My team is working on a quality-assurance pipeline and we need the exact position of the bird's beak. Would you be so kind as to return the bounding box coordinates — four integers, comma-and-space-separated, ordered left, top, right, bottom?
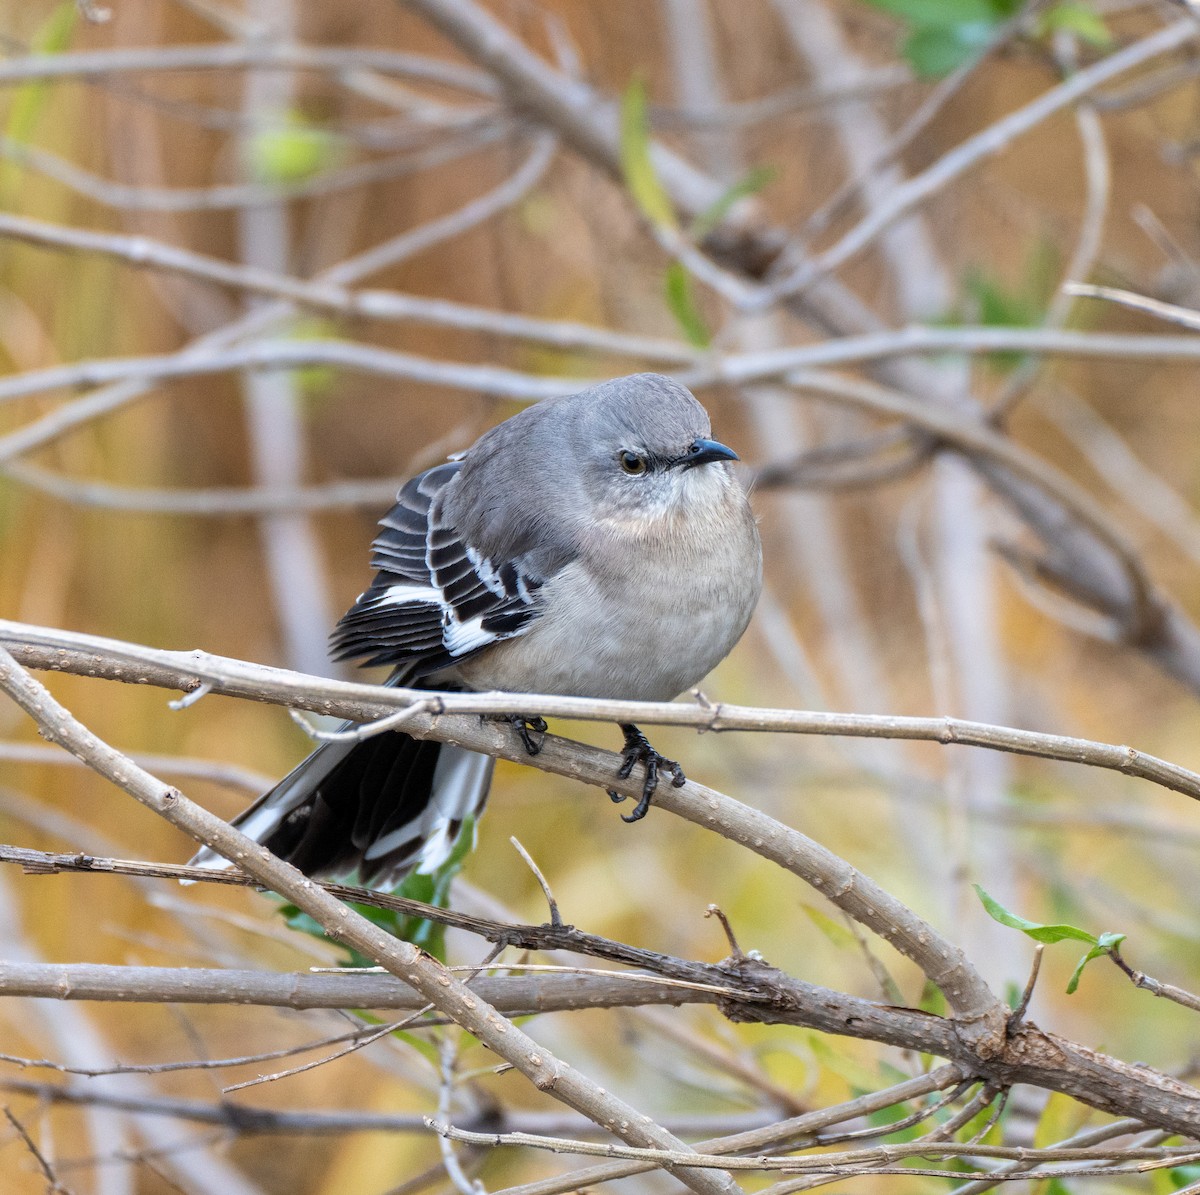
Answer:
680, 437, 739, 469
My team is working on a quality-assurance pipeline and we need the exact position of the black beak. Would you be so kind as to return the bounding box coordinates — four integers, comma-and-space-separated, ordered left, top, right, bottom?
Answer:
679, 437, 739, 469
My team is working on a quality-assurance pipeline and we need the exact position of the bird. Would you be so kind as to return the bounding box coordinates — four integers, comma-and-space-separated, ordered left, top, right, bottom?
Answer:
191, 373, 762, 888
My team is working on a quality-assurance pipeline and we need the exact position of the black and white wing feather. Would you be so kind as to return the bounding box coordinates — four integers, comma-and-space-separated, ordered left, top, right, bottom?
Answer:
189, 461, 540, 886
330, 462, 542, 676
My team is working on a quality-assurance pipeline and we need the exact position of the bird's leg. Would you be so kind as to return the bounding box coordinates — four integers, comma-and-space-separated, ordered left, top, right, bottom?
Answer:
607, 723, 686, 823
508, 714, 548, 756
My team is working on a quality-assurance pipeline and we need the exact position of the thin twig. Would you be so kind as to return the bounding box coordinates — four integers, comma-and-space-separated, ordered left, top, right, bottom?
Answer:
0, 742, 270, 792
0, 647, 741, 1195
1064, 281, 1200, 330
221, 1015, 428, 1094
2, 1106, 74, 1194
0, 43, 497, 94
508, 838, 561, 928
0, 1021, 426, 1079
760, 19, 1200, 304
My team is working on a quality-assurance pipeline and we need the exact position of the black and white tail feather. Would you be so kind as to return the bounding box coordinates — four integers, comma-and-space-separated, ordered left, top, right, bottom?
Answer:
190, 460, 543, 888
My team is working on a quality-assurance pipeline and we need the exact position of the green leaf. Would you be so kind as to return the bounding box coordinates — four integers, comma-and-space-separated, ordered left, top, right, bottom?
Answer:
956, 245, 1057, 370
278, 904, 328, 939
245, 111, 343, 186
1033, 1090, 1086, 1149
283, 317, 339, 402
1066, 942, 1109, 994
691, 165, 777, 241
619, 76, 676, 229
904, 23, 995, 77
278, 815, 477, 965
803, 1031, 882, 1092
391, 1028, 442, 1068
861, 0, 1013, 77
664, 262, 710, 347
917, 979, 946, 1017
1163, 1166, 1200, 1195
6, 3, 77, 143
1037, 2, 1112, 48
1, 4, 77, 202
975, 886, 1128, 995
801, 902, 858, 950
973, 884, 1098, 945
863, 0, 999, 23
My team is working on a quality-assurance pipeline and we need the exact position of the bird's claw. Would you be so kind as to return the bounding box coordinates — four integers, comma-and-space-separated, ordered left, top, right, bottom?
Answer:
607, 723, 685, 823
509, 714, 548, 756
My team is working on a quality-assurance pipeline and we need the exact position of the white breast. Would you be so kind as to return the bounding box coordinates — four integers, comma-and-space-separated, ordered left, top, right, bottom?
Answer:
454, 469, 762, 701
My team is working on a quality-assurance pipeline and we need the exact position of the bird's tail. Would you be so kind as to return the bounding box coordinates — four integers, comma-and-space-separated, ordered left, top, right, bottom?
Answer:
188, 711, 493, 889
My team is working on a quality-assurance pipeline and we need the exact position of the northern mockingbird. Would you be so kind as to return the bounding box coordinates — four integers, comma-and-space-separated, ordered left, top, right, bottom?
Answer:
192, 373, 761, 886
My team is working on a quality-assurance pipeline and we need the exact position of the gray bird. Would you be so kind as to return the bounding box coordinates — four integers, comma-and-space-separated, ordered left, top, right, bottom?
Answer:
191, 374, 762, 886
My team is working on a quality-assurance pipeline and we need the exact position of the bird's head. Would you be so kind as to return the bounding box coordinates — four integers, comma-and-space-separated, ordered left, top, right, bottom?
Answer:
574, 374, 741, 522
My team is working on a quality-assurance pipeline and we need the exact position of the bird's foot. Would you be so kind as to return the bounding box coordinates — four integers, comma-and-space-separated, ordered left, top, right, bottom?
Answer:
509, 714, 548, 756
607, 723, 686, 823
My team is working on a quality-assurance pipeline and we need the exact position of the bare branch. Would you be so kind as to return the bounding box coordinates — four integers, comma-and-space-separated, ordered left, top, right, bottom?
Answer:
8, 632, 1200, 1132
489, 1068, 964, 1195
0, 1071, 947, 1150
0, 742, 270, 792
0, 645, 742, 1195
761, 20, 1200, 303
426, 1120, 1197, 1173
0, 343, 584, 462
1065, 281, 1200, 331
0, 122, 510, 212
0, 211, 694, 361
0, 132, 558, 468
5, 622, 1199, 807
0, 43, 497, 95
0, 464, 408, 516
2, 1106, 74, 1195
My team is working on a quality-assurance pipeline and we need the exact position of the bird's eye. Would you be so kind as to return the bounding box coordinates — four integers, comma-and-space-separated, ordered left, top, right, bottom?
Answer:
619, 450, 648, 475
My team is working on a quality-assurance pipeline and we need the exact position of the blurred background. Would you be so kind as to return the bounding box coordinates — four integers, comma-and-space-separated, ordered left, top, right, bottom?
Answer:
3, 0, 1200, 1190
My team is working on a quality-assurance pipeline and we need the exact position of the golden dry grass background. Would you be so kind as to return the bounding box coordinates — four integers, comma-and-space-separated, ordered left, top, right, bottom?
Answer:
3, 1, 1200, 1191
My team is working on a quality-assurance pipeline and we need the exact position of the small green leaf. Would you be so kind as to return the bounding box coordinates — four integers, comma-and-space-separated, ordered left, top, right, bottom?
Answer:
278, 903, 327, 939
391, 1028, 441, 1068
6, 3, 77, 143
1033, 1090, 1086, 1149
1066, 942, 1109, 994
861, 0, 1013, 77
863, 0, 999, 23
975, 886, 1127, 995
803, 1031, 882, 1092
664, 263, 710, 347
954, 245, 1057, 370
283, 317, 339, 402
1164, 1166, 1200, 1195
1, 4, 77, 202
973, 884, 1098, 945
1037, 2, 1112, 47
904, 23, 994, 77
277, 816, 477, 965
619, 76, 677, 229
801, 902, 858, 949
691, 165, 777, 241
245, 111, 343, 186
917, 979, 946, 1017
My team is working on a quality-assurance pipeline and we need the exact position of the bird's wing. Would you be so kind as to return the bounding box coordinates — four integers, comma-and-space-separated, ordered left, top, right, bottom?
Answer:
329, 461, 543, 674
